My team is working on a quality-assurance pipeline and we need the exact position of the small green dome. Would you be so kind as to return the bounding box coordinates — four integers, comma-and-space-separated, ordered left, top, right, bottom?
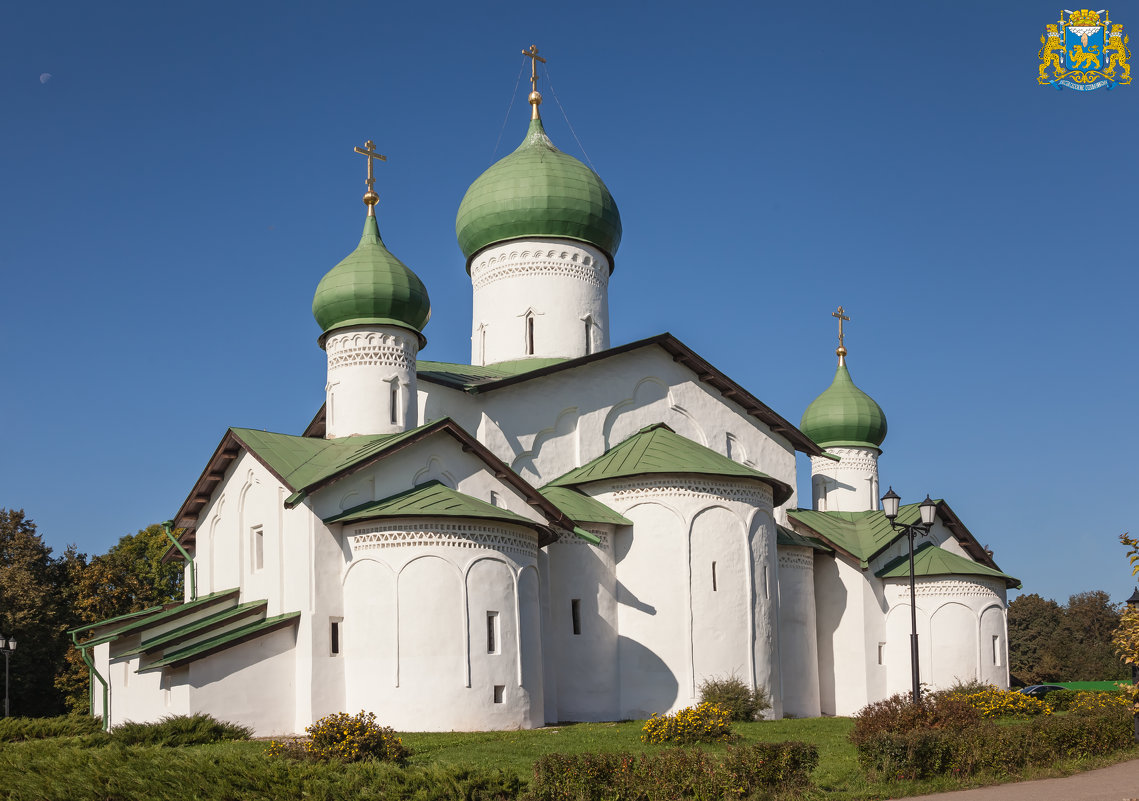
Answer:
800, 362, 888, 449
455, 118, 622, 270
312, 215, 431, 345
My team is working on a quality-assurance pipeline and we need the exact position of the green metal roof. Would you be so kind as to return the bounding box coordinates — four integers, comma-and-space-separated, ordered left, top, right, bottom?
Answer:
455, 117, 622, 268
117, 601, 269, 658
68, 604, 166, 636
776, 524, 833, 552
81, 590, 241, 646
547, 423, 793, 506
787, 504, 930, 563
800, 361, 888, 449
539, 486, 633, 526
875, 541, 1020, 588
324, 480, 539, 527
139, 612, 301, 672
231, 423, 433, 497
312, 214, 431, 343
417, 357, 567, 389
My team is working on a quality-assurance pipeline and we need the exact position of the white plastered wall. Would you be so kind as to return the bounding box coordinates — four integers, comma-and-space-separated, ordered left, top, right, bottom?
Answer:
469, 239, 610, 365
777, 545, 821, 717
323, 325, 419, 438
586, 475, 780, 720
810, 447, 880, 513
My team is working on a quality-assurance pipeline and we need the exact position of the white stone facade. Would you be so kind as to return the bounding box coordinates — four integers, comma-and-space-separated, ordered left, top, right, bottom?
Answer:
323, 325, 419, 437
810, 446, 880, 513
469, 238, 610, 365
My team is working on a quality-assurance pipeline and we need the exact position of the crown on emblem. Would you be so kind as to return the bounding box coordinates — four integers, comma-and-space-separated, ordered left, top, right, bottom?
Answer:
1068, 9, 1101, 27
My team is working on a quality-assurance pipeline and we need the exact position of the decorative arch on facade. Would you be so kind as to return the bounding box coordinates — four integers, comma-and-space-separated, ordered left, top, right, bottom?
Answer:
602, 377, 708, 450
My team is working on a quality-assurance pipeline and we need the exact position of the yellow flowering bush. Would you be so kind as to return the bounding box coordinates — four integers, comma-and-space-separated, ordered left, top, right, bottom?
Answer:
267, 710, 409, 763
640, 702, 734, 745
947, 687, 1050, 718
1070, 689, 1132, 715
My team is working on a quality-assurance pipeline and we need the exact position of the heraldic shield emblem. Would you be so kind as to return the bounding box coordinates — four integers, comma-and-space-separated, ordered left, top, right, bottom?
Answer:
1039, 9, 1131, 90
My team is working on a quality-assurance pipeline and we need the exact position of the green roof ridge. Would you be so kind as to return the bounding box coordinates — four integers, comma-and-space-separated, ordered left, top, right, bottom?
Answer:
548, 423, 793, 506
455, 117, 622, 268
324, 480, 539, 527
875, 541, 1020, 588
800, 361, 888, 450
539, 486, 633, 526
787, 504, 928, 561
139, 612, 301, 672
312, 214, 431, 344
81, 589, 241, 646
117, 600, 269, 657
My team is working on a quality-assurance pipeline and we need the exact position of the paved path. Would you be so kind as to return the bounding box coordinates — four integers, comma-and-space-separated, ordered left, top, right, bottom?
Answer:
903, 757, 1139, 800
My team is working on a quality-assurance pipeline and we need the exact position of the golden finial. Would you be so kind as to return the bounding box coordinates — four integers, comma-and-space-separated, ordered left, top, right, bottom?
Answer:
353, 140, 387, 216
522, 44, 546, 120
832, 305, 850, 365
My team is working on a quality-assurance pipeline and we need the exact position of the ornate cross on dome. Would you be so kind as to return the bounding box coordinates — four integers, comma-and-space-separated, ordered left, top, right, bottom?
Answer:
832, 305, 850, 363
353, 140, 387, 215
522, 45, 546, 119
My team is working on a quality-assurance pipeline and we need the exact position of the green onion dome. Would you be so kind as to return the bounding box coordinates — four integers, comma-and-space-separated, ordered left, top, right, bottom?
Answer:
800, 361, 888, 450
312, 215, 431, 346
455, 118, 622, 272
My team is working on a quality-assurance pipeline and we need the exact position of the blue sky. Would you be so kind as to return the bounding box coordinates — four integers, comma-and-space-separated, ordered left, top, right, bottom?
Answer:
2, 1, 1136, 606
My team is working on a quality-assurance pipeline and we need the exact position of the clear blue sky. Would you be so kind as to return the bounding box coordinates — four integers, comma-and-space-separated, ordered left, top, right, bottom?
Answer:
2, 1, 1136, 606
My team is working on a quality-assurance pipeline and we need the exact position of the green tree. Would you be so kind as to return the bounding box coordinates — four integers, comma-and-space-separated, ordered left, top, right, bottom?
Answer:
1057, 590, 1127, 680
0, 509, 71, 716
56, 524, 184, 713
1008, 593, 1065, 683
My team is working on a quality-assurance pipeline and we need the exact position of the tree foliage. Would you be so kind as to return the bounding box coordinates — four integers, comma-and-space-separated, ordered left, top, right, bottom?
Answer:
1009, 590, 1127, 683
1112, 533, 1139, 672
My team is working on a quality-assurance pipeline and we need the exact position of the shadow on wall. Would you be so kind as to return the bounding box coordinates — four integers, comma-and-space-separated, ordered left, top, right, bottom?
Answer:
813, 556, 846, 717
616, 579, 656, 615
618, 634, 678, 719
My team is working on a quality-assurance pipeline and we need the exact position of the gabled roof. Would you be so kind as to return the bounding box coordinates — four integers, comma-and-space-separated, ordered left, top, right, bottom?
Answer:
325, 480, 537, 527
876, 541, 1021, 589
788, 500, 1006, 573
138, 612, 301, 672
117, 601, 269, 658
74, 590, 241, 645
539, 486, 633, 527
547, 423, 794, 506
776, 524, 832, 552
302, 333, 824, 457
169, 418, 585, 558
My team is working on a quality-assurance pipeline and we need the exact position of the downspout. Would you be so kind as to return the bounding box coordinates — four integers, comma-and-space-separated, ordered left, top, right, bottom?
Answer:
162, 520, 197, 601
71, 632, 109, 731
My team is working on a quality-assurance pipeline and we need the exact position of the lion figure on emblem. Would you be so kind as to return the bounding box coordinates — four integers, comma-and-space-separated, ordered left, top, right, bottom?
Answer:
1038, 24, 1065, 82
1068, 43, 1101, 69
1104, 24, 1132, 82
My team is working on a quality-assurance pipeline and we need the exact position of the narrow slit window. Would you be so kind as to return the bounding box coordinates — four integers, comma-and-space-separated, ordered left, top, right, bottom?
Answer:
486, 611, 499, 654
711, 561, 718, 591
479, 327, 486, 365
992, 635, 1001, 666
878, 642, 886, 665
493, 684, 505, 704
330, 620, 341, 655
583, 317, 592, 355
571, 599, 581, 635
526, 315, 535, 355
251, 525, 264, 572
389, 383, 399, 425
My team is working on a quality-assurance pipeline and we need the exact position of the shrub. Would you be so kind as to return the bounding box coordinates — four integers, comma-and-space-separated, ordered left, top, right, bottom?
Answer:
850, 692, 979, 747
947, 686, 1050, 718
1069, 689, 1131, 715
1043, 689, 1080, 711
641, 702, 734, 745
527, 741, 818, 801
270, 710, 410, 764
856, 706, 1133, 780
111, 713, 252, 746
698, 675, 772, 721
0, 715, 106, 742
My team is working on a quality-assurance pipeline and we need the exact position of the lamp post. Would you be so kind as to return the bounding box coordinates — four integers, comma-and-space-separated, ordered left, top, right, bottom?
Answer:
881, 488, 938, 704
0, 635, 16, 718
1126, 588, 1139, 742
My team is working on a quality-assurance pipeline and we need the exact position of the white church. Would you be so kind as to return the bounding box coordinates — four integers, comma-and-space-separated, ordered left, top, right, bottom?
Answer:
74, 56, 1018, 734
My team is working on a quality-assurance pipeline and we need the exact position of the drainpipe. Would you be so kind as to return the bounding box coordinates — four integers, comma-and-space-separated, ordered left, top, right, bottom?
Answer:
71, 631, 109, 731
162, 520, 197, 601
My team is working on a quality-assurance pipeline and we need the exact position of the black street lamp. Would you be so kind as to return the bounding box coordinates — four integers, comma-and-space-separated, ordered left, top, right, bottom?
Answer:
1126, 588, 1139, 742
0, 635, 16, 718
881, 487, 938, 704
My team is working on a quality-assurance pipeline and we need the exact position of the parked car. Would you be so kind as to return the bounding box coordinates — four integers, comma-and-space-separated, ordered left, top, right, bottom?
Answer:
1017, 684, 1066, 699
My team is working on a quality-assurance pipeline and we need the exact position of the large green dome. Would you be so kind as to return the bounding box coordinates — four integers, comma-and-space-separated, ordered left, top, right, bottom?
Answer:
455, 118, 622, 271
312, 215, 431, 346
800, 362, 888, 450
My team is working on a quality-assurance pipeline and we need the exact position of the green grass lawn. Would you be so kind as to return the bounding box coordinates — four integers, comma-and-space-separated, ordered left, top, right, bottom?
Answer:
0, 716, 1136, 801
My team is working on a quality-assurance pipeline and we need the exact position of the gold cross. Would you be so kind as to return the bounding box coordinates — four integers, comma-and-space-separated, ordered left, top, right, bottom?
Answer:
522, 45, 546, 119
353, 140, 387, 212
833, 305, 851, 348
522, 45, 546, 93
